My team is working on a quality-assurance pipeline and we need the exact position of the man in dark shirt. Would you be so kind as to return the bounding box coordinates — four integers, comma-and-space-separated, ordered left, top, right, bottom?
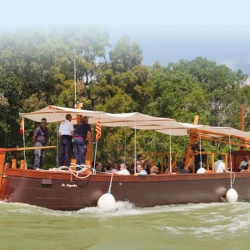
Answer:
33, 118, 49, 170
74, 116, 91, 165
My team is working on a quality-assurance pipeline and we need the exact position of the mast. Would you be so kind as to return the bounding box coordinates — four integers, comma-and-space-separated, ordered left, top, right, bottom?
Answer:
241, 102, 245, 131
74, 59, 77, 108
241, 102, 246, 149
184, 115, 199, 171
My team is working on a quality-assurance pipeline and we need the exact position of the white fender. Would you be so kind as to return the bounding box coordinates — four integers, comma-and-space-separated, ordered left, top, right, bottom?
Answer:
97, 193, 116, 211
226, 188, 238, 203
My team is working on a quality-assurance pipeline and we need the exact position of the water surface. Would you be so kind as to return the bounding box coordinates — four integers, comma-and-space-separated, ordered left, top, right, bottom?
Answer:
0, 201, 249, 250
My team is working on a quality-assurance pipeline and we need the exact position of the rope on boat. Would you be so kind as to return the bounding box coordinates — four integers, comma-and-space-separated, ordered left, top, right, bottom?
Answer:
228, 133, 236, 188
49, 164, 93, 179
108, 173, 114, 194
225, 130, 238, 203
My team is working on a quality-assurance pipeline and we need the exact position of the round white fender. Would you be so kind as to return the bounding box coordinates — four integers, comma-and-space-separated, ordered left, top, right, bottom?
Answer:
226, 188, 238, 203
197, 167, 206, 174
97, 193, 116, 211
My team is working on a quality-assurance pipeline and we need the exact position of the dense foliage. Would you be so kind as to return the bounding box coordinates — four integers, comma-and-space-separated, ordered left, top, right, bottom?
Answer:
0, 26, 249, 167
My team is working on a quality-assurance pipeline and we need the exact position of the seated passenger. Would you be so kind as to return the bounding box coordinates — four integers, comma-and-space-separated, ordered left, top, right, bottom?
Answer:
150, 166, 159, 174
95, 162, 105, 172
111, 163, 119, 173
117, 163, 130, 175
239, 156, 250, 171
179, 161, 191, 173
144, 158, 153, 174
137, 154, 145, 165
104, 163, 112, 173
134, 164, 147, 176
172, 166, 179, 174
214, 155, 226, 173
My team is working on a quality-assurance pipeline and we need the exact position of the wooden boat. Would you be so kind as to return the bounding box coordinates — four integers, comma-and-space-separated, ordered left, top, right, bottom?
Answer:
1, 105, 250, 211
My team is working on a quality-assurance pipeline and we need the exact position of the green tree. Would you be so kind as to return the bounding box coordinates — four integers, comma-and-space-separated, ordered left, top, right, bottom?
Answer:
109, 36, 143, 73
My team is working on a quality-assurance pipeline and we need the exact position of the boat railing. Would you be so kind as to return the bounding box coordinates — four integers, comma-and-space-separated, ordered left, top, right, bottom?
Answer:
0, 146, 56, 170
183, 152, 229, 173
141, 152, 177, 174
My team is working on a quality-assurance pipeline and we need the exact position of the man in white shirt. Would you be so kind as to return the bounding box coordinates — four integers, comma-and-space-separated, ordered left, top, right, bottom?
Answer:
58, 114, 74, 167
214, 155, 226, 173
239, 156, 250, 171
117, 163, 130, 175
134, 164, 147, 176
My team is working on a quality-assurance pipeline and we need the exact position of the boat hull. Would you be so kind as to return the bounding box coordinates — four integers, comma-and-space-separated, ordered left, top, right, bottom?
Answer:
2, 168, 250, 211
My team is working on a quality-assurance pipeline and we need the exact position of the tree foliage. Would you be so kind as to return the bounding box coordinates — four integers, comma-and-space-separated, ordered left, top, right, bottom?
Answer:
0, 26, 249, 166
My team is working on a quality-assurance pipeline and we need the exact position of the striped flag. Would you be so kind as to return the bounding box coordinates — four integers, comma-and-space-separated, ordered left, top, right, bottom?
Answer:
95, 118, 101, 141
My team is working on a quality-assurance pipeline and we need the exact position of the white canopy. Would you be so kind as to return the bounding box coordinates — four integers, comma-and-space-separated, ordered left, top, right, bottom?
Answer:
21, 105, 199, 136
21, 105, 250, 141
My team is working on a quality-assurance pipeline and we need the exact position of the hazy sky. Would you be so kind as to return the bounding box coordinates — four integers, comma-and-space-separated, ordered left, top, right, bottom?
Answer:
1, 0, 250, 75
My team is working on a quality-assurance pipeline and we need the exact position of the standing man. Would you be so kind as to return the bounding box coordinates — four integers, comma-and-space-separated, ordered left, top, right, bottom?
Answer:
58, 114, 74, 167
33, 118, 49, 170
74, 116, 91, 166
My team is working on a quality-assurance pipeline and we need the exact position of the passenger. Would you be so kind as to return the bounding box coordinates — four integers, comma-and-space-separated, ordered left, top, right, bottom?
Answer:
117, 163, 130, 175
73, 116, 91, 165
179, 161, 191, 173
214, 155, 226, 173
58, 114, 74, 167
172, 166, 179, 174
150, 166, 159, 174
239, 156, 250, 171
95, 162, 105, 172
165, 165, 178, 174
134, 164, 147, 176
136, 154, 145, 165
104, 163, 112, 173
126, 163, 133, 174
111, 163, 119, 173
32, 118, 49, 170
144, 158, 153, 174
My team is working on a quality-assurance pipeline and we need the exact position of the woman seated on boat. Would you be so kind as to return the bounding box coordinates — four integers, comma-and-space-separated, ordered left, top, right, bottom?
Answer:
137, 154, 145, 165
150, 166, 159, 174
144, 158, 153, 174
134, 164, 147, 176
116, 163, 130, 175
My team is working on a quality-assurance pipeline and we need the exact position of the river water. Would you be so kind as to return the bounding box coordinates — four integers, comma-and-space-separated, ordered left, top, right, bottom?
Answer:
0, 200, 249, 250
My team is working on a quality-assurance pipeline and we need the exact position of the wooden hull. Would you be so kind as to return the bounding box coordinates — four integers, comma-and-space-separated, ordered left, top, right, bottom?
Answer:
2, 168, 250, 211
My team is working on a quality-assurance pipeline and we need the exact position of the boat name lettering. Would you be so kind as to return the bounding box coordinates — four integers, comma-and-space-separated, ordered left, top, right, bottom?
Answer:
61, 183, 77, 188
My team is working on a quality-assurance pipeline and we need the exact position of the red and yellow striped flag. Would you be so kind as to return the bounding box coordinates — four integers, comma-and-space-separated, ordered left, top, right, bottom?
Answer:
95, 118, 101, 141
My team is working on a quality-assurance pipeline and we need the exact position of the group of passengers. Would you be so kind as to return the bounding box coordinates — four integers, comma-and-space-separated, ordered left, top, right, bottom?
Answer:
95, 150, 250, 175
94, 154, 160, 176
190, 142, 250, 173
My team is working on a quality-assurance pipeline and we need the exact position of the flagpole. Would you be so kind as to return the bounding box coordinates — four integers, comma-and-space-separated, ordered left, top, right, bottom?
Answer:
22, 116, 26, 168
93, 141, 98, 169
